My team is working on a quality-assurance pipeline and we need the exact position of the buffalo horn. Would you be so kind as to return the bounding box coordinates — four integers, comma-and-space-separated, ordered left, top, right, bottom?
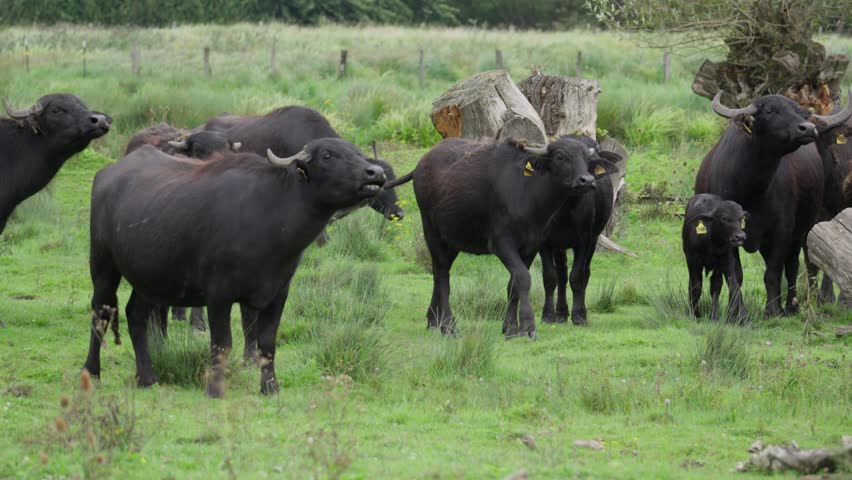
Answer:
267, 148, 310, 167
3, 97, 43, 119
711, 91, 757, 119
813, 89, 852, 128
523, 145, 549, 156
167, 140, 189, 150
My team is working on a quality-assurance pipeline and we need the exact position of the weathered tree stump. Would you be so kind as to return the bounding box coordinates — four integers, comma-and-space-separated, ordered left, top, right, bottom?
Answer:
431, 70, 546, 144
599, 136, 629, 238
806, 209, 852, 299
518, 73, 601, 140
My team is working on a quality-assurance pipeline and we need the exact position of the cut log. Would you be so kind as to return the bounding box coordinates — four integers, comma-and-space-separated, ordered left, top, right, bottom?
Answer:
518, 73, 601, 140
806, 209, 852, 299
431, 70, 546, 144
599, 136, 629, 238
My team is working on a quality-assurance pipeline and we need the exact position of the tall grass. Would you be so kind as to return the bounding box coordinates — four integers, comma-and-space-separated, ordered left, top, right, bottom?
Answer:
148, 325, 209, 388
428, 321, 496, 378
693, 324, 751, 379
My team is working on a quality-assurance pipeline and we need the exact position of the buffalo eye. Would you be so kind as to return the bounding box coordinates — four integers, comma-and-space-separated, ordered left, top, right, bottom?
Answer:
53, 107, 64, 114
323, 152, 331, 160
553, 152, 565, 161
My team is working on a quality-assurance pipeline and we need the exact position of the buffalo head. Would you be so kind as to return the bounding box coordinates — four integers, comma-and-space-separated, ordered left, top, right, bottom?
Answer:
522, 137, 619, 194
4, 94, 111, 147
712, 90, 852, 153
692, 199, 748, 247
267, 138, 386, 209
168, 131, 241, 159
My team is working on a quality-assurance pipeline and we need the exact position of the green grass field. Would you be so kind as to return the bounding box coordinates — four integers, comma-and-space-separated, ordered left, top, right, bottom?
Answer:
0, 24, 851, 479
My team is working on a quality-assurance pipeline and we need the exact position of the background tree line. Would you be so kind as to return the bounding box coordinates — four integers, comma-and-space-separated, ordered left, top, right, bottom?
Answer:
0, 0, 596, 28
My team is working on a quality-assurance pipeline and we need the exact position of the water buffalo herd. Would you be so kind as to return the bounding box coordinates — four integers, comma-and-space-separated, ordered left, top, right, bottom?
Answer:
2, 88, 851, 397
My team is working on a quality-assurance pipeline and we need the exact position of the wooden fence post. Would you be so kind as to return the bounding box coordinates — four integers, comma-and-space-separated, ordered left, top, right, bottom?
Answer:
24, 37, 30, 74
575, 51, 582, 78
131, 44, 140, 76
496, 49, 504, 70
82, 40, 87, 77
338, 49, 348, 79
418, 48, 425, 88
663, 51, 672, 83
203, 46, 212, 77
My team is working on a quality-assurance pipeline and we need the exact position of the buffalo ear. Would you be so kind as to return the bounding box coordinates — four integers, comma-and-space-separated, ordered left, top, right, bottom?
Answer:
589, 159, 618, 178
689, 214, 714, 236
599, 150, 622, 163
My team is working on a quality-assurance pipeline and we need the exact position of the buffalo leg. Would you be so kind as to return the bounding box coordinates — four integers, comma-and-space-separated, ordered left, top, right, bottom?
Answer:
540, 248, 558, 324
495, 240, 536, 339
569, 239, 595, 326
172, 307, 187, 321
761, 243, 786, 317
84, 253, 122, 379
240, 303, 259, 365
783, 246, 802, 316
686, 257, 704, 318
724, 255, 747, 323
708, 269, 723, 321
422, 216, 458, 334
257, 287, 290, 395
126, 290, 158, 387
189, 307, 207, 331
205, 302, 233, 398
553, 248, 569, 323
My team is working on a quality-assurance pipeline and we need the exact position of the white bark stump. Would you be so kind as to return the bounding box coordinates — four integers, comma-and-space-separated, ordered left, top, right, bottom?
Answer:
431, 70, 546, 144
518, 73, 601, 140
806, 208, 852, 298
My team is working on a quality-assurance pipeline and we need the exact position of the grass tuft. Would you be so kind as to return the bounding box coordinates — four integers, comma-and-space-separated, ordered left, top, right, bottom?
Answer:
149, 325, 209, 388
429, 322, 496, 378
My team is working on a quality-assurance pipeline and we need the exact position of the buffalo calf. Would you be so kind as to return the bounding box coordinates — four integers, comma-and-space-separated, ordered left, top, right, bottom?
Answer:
539, 135, 622, 325
682, 194, 748, 322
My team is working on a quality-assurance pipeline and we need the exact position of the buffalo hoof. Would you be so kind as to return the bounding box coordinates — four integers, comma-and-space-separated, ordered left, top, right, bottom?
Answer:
783, 302, 800, 316
243, 350, 260, 367
82, 366, 100, 380
260, 378, 280, 395
206, 382, 224, 399
542, 312, 568, 324
572, 315, 588, 326
505, 328, 537, 340
136, 374, 158, 389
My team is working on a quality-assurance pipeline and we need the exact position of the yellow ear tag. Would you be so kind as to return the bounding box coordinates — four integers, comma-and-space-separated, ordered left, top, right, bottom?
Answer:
743, 123, 752, 134
524, 161, 535, 177
297, 167, 307, 179
837, 133, 847, 145
741, 217, 746, 229
696, 220, 707, 235
594, 165, 605, 176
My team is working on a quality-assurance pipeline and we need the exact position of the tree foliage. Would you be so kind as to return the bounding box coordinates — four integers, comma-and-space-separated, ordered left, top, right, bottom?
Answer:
0, 0, 595, 28
586, 0, 851, 109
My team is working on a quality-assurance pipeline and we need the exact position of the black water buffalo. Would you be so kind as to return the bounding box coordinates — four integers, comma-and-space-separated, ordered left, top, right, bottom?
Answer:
538, 135, 621, 326
695, 91, 852, 316
809, 117, 852, 304
125, 123, 240, 159
211, 106, 404, 220
83, 139, 386, 397
126, 123, 243, 331
385, 137, 617, 338
1, 94, 111, 235
199, 113, 247, 133
682, 194, 748, 322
